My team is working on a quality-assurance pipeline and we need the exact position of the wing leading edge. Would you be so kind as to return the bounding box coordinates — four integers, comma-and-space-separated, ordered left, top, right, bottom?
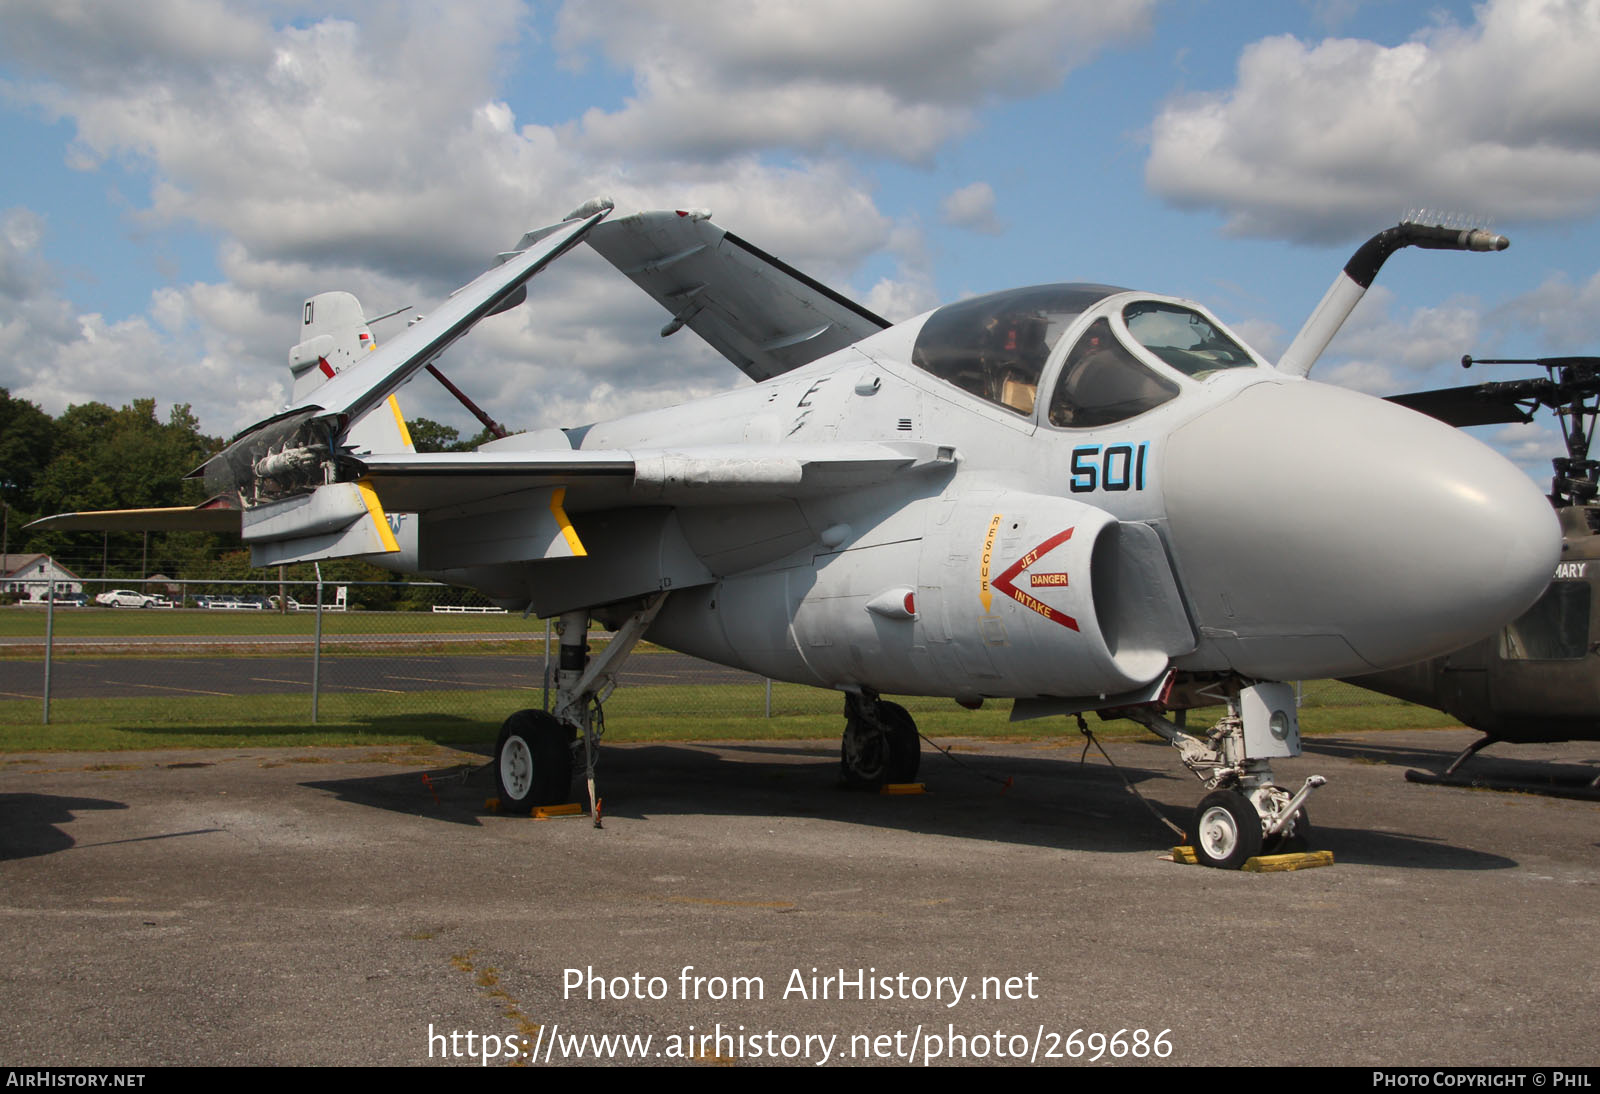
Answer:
33, 443, 955, 572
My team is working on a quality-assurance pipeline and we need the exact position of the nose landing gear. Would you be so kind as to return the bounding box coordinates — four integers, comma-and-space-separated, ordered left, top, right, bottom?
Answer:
1129, 682, 1326, 868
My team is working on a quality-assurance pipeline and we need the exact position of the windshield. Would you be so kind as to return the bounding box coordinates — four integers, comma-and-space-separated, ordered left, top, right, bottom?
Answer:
1121, 301, 1257, 379
911, 284, 1124, 415
1048, 317, 1179, 428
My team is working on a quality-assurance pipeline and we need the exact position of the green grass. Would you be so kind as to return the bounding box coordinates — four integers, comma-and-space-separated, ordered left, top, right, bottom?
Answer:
0, 678, 1458, 752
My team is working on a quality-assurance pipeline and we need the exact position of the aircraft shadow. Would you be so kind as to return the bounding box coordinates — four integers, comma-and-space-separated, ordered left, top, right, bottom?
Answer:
301, 761, 495, 828
107, 713, 500, 753
296, 740, 1515, 870
0, 793, 129, 861
1301, 826, 1514, 871
1304, 734, 1468, 769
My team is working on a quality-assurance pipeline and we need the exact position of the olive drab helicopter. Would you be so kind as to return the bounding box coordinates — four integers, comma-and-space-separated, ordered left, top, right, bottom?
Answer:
32, 200, 1561, 867
1348, 355, 1600, 797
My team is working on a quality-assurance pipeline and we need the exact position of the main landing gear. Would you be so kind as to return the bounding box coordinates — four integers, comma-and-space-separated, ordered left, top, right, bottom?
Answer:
839, 692, 921, 789
493, 593, 667, 822
1126, 681, 1325, 869
495, 709, 574, 809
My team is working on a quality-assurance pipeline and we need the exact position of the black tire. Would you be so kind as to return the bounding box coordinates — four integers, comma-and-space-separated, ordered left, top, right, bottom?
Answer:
1190, 790, 1263, 869
495, 709, 574, 814
880, 701, 920, 784
840, 700, 920, 789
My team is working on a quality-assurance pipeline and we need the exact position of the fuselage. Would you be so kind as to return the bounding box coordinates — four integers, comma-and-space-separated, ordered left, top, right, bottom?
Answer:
419, 284, 1560, 703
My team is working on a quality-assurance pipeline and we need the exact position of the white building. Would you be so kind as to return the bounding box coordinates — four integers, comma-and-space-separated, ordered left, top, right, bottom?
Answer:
1, 555, 84, 600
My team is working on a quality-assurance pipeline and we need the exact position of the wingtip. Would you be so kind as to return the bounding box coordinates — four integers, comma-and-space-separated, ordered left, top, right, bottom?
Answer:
564, 196, 615, 222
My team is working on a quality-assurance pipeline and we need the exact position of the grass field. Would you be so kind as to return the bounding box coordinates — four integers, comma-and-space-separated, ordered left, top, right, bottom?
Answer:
2, 604, 1458, 751
0, 675, 1457, 752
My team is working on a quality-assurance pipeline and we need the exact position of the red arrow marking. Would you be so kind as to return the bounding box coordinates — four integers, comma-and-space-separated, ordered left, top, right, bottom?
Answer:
990, 527, 1079, 631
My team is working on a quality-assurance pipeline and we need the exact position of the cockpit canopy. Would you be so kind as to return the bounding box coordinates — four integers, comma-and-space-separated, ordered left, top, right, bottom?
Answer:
910, 284, 1121, 416
909, 284, 1260, 427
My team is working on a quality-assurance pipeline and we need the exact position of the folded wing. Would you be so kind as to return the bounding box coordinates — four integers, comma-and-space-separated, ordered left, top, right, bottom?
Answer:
586, 210, 888, 382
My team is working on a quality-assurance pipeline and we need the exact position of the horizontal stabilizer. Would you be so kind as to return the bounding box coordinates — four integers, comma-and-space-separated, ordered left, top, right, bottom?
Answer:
27, 496, 241, 534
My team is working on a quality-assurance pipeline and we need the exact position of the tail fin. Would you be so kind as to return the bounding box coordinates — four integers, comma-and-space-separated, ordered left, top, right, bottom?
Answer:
289, 291, 375, 400
288, 291, 413, 456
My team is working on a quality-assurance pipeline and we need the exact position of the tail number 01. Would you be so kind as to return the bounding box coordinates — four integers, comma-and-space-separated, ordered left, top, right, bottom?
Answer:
1069, 443, 1148, 493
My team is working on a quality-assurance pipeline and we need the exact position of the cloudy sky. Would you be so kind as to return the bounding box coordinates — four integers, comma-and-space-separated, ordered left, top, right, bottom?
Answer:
3, 0, 1599, 480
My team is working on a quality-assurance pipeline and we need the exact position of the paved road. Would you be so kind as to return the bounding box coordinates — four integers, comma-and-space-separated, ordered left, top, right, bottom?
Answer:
0, 630, 529, 649
2, 730, 1596, 1067
0, 651, 761, 701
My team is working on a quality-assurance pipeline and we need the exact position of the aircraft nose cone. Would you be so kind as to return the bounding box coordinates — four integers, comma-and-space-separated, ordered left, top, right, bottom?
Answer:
1163, 379, 1560, 678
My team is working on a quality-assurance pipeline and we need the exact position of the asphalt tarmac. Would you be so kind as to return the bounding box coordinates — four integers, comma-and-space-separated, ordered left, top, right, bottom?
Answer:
0, 650, 758, 700
2, 730, 1596, 1067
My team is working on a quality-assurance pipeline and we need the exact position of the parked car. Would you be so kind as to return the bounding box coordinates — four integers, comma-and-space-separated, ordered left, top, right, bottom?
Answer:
46, 592, 88, 607
267, 595, 301, 611
95, 589, 158, 608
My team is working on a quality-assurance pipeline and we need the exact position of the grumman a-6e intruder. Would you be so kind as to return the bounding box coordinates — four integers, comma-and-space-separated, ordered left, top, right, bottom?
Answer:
37, 200, 1561, 867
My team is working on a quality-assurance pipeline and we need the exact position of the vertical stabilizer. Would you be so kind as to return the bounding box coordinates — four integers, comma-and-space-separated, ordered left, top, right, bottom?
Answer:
288, 291, 414, 455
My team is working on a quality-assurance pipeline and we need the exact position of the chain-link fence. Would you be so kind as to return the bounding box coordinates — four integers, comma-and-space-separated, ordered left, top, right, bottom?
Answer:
0, 578, 837, 733
0, 577, 1442, 739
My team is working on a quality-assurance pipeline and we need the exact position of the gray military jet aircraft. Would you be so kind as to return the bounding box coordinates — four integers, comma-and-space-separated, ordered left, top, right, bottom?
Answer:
34, 200, 1561, 867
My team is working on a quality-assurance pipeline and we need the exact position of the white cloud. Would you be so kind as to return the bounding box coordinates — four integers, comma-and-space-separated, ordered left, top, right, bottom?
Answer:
0, 208, 288, 431
864, 276, 940, 324
0, 0, 270, 91
1224, 316, 1284, 362
1323, 286, 1484, 374
1317, 359, 1403, 396
557, 0, 1157, 164
939, 181, 1006, 235
1485, 419, 1564, 481
1493, 268, 1600, 350
1146, 0, 1600, 241
3, 2, 546, 286
0, 1, 942, 437
1311, 285, 1483, 395
0, 1, 1171, 440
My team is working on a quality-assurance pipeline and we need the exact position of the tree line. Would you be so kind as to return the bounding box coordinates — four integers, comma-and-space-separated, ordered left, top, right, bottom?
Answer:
1, 389, 497, 605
